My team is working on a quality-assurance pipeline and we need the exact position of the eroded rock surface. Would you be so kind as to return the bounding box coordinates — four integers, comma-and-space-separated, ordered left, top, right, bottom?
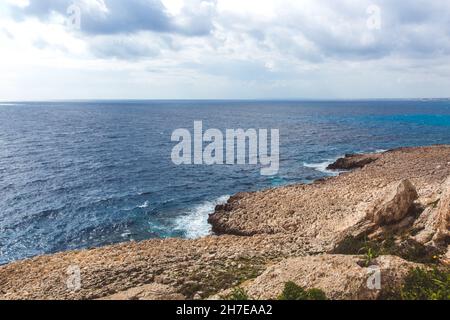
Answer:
433, 177, 450, 245
0, 234, 316, 300
209, 146, 450, 241
411, 176, 450, 248
99, 283, 185, 300
327, 153, 382, 170
238, 255, 419, 300
365, 179, 418, 225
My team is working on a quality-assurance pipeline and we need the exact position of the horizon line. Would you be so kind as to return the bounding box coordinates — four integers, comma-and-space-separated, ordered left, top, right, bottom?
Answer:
2, 97, 450, 103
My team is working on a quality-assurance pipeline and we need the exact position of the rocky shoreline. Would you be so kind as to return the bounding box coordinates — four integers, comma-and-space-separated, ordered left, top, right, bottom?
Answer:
0, 145, 449, 300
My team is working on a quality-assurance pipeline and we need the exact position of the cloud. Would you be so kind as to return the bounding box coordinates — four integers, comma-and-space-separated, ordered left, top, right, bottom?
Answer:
89, 33, 162, 60
9, 0, 216, 36
1, 0, 450, 99
216, 0, 450, 62
8, 0, 450, 61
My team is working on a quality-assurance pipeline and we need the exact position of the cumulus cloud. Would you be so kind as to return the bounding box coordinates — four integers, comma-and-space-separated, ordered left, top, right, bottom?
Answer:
6, 0, 450, 60
215, 0, 450, 61
1, 0, 450, 99
89, 34, 162, 60
8, 0, 216, 36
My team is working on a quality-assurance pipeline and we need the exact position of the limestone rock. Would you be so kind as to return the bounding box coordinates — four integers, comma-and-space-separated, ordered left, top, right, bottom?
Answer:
327, 153, 382, 171
209, 146, 449, 239
366, 180, 418, 225
432, 177, 450, 245
413, 176, 450, 247
99, 283, 185, 300
241, 255, 419, 300
412, 206, 439, 245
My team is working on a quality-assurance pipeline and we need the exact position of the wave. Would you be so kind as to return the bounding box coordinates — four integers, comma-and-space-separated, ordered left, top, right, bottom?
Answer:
138, 201, 149, 208
304, 149, 387, 176
173, 195, 230, 239
120, 231, 132, 239
355, 148, 388, 155
303, 158, 343, 176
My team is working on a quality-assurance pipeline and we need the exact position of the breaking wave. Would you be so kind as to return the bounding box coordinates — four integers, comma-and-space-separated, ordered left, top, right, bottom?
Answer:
173, 195, 230, 239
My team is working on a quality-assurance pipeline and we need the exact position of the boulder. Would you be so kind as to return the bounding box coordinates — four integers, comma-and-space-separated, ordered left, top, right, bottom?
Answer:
366, 180, 418, 225
432, 177, 450, 245
327, 153, 381, 170
412, 176, 450, 247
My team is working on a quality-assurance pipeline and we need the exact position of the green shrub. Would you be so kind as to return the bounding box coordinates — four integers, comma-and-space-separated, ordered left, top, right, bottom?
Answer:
278, 281, 327, 300
225, 287, 250, 300
333, 235, 441, 264
401, 268, 450, 300
278, 281, 307, 300
305, 288, 328, 300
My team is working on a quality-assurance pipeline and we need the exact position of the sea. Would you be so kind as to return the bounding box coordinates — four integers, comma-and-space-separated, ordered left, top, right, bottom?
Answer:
1, 99, 450, 264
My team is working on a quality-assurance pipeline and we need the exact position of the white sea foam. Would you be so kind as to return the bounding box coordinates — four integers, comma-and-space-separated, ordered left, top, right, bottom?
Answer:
174, 195, 230, 239
303, 158, 343, 176
355, 149, 388, 155
304, 149, 387, 176
121, 231, 132, 238
138, 201, 149, 208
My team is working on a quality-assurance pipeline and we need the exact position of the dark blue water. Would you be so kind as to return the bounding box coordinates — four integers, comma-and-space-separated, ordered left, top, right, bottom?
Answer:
1, 100, 450, 264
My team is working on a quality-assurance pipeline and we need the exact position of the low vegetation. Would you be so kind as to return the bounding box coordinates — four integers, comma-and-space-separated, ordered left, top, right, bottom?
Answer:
334, 235, 442, 264
178, 258, 265, 298
224, 287, 250, 300
400, 267, 450, 300
278, 281, 327, 300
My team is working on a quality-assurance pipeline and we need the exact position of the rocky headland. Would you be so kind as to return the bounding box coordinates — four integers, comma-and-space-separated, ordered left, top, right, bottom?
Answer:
0, 145, 449, 300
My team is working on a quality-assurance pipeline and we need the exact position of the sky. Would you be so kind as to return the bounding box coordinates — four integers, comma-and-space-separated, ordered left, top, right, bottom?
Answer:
0, 0, 450, 100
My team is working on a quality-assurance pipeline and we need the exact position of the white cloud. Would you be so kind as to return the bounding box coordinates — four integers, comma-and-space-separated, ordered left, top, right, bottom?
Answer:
162, 0, 184, 15
5, 0, 30, 8
217, 0, 276, 19
1, 0, 450, 100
